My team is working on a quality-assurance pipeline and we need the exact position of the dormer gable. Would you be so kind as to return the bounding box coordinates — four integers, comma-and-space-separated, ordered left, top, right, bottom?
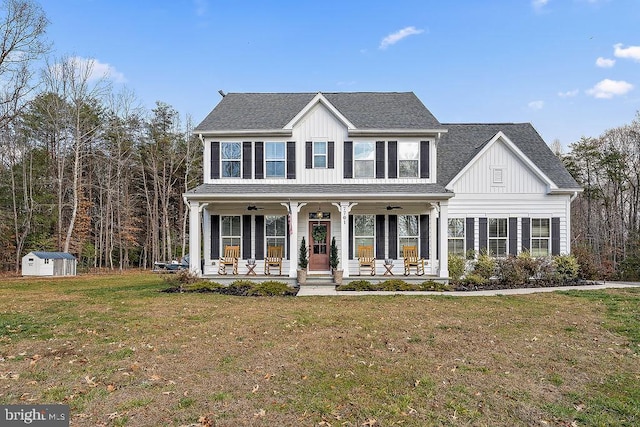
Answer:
284, 92, 356, 131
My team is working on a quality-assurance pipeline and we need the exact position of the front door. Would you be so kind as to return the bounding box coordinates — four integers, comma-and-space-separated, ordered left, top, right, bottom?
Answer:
309, 221, 330, 271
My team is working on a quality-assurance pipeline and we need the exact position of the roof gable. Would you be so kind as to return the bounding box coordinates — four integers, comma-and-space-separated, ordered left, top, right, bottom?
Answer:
195, 92, 441, 132
284, 92, 355, 130
438, 123, 581, 190
447, 131, 556, 190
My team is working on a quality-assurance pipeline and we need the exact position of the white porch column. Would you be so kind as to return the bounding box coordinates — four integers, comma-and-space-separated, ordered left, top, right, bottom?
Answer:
188, 200, 202, 276
439, 200, 449, 278
333, 202, 357, 278
283, 201, 306, 277
429, 205, 438, 275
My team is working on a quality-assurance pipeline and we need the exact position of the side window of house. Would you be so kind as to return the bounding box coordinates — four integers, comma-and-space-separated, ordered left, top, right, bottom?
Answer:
398, 215, 419, 256
265, 215, 287, 255
265, 142, 285, 178
531, 218, 550, 256
44, 258, 50, 264
354, 215, 375, 253
488, 218, 507, 257
448, 218, 465, 256
221, 215, 241, 251
354, 142, 375, 178
221, 142, 241, 178
314, 141, 327, 168
398, 142, 419, 178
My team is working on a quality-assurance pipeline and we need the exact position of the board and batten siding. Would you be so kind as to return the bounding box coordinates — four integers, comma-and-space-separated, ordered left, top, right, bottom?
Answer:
451, 140, 548, 194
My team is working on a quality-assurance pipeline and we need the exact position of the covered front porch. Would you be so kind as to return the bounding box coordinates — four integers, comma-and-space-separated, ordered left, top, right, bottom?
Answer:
184, 183, 454, 281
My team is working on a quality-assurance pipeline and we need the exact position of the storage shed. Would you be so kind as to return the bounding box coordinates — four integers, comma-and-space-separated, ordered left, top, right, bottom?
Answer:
22, 252, 77, 277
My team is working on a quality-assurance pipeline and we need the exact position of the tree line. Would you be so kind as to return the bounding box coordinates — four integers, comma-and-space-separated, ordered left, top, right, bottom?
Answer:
0, 0, 201, 272
564, 113, 640, 280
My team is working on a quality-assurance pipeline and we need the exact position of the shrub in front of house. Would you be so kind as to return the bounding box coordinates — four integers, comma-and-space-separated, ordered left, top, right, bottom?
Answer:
473, 252, 496, 280
553, 254, 579, 282
378, 279, 418, 291
448, 254, 465, 281
337, 280, 376, 291
419, 280, 452, 292
495, 255, 529, 287
247, 280, 297, 296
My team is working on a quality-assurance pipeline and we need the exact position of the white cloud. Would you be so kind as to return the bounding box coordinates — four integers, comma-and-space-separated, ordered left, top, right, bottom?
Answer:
532, 0, 549, 11
528, 100, 544, 110
194, 0, 207, 16
558, 89, 579, 98
586, 79, 634, 99
86, 58, 126, 83
49, 57, 127, 84
379, 26, 424, 50
613, 43, 640, 62
596, 57, 615, 68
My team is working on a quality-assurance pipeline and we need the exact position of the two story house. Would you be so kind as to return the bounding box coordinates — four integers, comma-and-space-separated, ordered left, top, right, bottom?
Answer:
184, 92, 581, 280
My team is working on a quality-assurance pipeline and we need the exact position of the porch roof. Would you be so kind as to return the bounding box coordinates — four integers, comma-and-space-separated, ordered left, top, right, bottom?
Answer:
184, 183, 453, 201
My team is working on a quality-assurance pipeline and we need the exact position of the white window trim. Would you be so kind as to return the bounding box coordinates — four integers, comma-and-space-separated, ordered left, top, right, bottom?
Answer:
398, 214, 420, 258
353, 214, 375, 254
488, 217, 508, 257
265, 141, 286, 178
447, 218, 465, 256
221, 215, 242, 253
531, 217, 551, 257
265, 215, 287, 257
221, 141, 242, 178
313, 140, 328, 169
353, 141, 375, 179
397, 141, 420, 179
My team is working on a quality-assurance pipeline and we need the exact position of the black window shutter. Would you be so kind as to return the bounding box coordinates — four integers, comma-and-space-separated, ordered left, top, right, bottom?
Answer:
375, 215, 385, 259
420, 141, 430, 179
344, 141, 353, 178
376, 141, 385, 179
388, 141, 397, 179
509, 217, 518, 256
255, 142, 264, 179
328, 141, 335, 169
211, 215, 220, 259
255, 215, 264, 259
521, 218, 531, 252
551, 217, 560, 255
348, 215, 354, 259
211, 141, 220, 179
242, 215, 251, 259
286, 141, 296, 179
420, 214, 429, 259
242, 142, 252, 179
466, 217, 475, 254
305, 141, 312, 169
388, 215, 398, 259
479, 218, 488, 252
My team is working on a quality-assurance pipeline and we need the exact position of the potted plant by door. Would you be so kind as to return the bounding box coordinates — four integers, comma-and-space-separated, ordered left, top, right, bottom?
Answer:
297, 237, 308, 285
329, 237, 343, 284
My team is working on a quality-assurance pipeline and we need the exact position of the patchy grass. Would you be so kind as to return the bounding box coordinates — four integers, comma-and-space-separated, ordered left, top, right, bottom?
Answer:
1, 272, 639, 426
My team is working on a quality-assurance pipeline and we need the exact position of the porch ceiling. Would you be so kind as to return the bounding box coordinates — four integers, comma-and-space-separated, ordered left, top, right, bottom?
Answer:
184, 183, 453, 202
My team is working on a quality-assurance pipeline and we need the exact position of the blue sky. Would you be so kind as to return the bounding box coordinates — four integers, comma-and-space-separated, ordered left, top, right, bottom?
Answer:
42, 0, 639, 148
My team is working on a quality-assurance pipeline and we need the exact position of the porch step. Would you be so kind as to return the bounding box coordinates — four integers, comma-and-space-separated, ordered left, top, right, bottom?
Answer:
304, 275, 335, 285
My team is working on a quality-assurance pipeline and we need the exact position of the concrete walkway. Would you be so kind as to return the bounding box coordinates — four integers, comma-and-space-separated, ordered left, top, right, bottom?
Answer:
296, 281, 640, 297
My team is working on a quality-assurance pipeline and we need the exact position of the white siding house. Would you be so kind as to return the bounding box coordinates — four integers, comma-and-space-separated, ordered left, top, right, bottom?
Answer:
22, 252, 77, 277
184, 92, 582, 280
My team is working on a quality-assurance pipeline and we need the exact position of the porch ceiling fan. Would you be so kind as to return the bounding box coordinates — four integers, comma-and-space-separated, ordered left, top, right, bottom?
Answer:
247, 205, 264, 211
386, 205, 403, 210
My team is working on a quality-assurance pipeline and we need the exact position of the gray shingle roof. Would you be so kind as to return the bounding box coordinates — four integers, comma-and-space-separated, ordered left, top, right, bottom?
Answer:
437, 123, 581, 190
186, 183, 452, 198
195, 92, 441, 131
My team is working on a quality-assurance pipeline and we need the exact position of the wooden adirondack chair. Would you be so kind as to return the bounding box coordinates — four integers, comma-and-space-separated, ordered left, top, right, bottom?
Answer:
402, 245, 425, 276
264, 246, 283, 275
218, 245, 239, 275
357, 245, 376, 276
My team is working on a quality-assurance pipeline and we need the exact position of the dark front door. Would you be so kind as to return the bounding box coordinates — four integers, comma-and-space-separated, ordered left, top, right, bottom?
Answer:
309, 221, 330, 271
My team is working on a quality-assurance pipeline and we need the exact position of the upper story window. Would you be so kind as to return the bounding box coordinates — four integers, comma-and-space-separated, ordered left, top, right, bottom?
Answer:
448, 218, 465, 257
488, 218, 507, 257
265, 142, 285, 178
221, 142, 241, 178
354, 141, 375, 178
314, 141, 327, 168
531, 218, 550, 257
398, 142, 419, 178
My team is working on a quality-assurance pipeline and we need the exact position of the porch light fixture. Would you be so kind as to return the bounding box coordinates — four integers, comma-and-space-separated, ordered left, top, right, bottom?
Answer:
386, 205, 402, 210
316, 204, 323, 219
